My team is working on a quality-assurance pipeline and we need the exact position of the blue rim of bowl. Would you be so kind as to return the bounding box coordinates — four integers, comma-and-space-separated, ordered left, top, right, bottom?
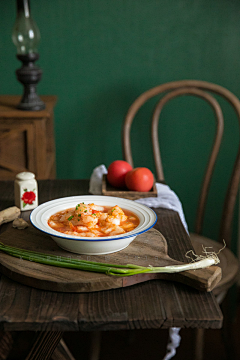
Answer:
30, 198, 157, 242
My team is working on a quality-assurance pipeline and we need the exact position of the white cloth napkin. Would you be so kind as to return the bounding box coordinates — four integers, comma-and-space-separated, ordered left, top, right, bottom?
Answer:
89, 164, 108, 195
89, 164, 189, 360
135, 183, 188, 233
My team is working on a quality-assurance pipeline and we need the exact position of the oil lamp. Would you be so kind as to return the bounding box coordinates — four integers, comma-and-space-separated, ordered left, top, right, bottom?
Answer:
12, 0, 45, 110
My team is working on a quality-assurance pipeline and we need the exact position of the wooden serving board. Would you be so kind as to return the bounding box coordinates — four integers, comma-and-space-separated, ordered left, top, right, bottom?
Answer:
0, 223, 222, 293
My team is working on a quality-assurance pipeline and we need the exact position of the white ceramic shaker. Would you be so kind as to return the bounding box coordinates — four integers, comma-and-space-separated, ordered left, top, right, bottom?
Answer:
14, 172, 38, 211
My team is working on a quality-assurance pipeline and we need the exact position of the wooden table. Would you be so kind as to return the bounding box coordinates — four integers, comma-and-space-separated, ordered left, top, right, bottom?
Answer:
0, 180, 223, 360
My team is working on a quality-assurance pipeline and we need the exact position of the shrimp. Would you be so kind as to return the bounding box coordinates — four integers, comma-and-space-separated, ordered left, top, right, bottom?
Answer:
100, 223, 125, 235
59, 210, 74, 222
105, 215, 120, 226
90, 228, 102, 236
75, 203, 92, 216
100, 224, 115, 234
78, 214, 98, 229
99, 206, 126, 228
109, 226, 125, 235
64, 230, 81, 236
89, 203, 105, 212
48, 220, 59, 227
108, 205, 127, 222
75, 226, 89, 232
78, 232, 98, 237
121, 222, 135, 232
67, 203, 98, 228
98, 212, 108, 221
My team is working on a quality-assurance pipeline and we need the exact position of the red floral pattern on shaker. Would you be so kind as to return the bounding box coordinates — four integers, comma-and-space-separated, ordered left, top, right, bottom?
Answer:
21, 189, 36, 207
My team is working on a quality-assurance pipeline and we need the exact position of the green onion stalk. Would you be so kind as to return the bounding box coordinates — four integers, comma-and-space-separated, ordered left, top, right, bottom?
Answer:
0, 242, 220, 276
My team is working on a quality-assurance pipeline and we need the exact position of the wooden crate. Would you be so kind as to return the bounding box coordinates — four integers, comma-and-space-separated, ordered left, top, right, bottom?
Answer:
102, 174, 158, 200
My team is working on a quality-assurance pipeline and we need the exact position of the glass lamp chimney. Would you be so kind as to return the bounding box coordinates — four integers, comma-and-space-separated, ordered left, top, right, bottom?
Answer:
12, 0, 41, 55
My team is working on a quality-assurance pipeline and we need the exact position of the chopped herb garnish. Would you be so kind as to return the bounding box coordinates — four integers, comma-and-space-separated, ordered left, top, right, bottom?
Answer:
84, 210, 87, 213
78, 214, 81, 217
68, 215, 74, 221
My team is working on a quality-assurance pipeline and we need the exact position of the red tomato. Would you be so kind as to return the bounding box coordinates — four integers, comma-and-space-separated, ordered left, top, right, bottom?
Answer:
107, 160, 133, 188
125, 167, 154, 192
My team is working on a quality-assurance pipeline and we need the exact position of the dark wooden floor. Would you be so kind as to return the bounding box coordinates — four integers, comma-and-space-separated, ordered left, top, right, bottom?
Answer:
5, 290, 240, 360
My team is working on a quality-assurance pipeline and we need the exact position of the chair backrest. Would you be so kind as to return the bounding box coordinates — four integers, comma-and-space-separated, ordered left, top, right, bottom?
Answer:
122, 80, 240, 247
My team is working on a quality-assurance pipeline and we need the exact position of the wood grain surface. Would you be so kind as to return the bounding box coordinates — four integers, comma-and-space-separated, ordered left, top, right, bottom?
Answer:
0, 96, 57, 180
0, 224, 221, 293
0, 180, 223, 331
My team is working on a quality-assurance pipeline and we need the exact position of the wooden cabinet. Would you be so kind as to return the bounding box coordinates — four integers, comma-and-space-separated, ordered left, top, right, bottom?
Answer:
0, 95, 57, 180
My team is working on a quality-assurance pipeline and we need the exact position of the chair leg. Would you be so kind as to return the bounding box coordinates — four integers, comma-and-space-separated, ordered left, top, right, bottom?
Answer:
25, 331, 64, 360
89, 332, 101, 360
194, 328, 204, 360
0, 331, 13, 360
51, 339, 76, 360
0, 331, 14, 360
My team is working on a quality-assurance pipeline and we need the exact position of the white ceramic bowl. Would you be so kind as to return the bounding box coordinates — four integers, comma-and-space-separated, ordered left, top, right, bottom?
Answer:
30, 195, 157, 255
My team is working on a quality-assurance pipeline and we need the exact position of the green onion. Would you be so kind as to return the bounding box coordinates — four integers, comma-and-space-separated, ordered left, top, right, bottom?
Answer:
0, 242, 219, 277
67, 215, 74, 221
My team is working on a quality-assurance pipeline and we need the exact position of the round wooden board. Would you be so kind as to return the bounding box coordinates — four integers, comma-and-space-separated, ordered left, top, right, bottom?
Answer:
0, 223, 221, 292
0, 224, 171, 292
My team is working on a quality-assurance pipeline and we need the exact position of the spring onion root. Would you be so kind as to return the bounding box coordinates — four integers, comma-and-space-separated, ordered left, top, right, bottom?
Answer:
0, 242, 221, 277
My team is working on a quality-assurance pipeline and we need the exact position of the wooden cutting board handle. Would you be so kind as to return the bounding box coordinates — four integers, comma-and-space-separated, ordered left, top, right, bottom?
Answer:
122, 265, 222, 292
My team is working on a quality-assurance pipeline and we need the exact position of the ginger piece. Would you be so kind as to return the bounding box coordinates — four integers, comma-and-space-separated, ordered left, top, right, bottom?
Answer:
0, 206, 20, 226
12, 218, 29, 230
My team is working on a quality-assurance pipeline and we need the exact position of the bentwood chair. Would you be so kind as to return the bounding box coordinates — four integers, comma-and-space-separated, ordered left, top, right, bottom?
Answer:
122, 80, 240, 360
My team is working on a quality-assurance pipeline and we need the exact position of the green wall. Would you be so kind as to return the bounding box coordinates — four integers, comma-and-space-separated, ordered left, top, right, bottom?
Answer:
1, 0, 240, 248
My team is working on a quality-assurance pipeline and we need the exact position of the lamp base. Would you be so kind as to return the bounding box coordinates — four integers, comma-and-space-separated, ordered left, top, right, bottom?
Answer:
17, 102, 45, 111
17, 88, 45, 111
16, 53, 45, 111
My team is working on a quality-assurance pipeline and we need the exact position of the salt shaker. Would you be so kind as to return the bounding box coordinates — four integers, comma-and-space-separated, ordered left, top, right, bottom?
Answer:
14, 172, 38, 211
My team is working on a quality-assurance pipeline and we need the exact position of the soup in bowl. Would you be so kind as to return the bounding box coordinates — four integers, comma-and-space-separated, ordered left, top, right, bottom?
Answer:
48, 203, 140, 237
30, 195, 157, 255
